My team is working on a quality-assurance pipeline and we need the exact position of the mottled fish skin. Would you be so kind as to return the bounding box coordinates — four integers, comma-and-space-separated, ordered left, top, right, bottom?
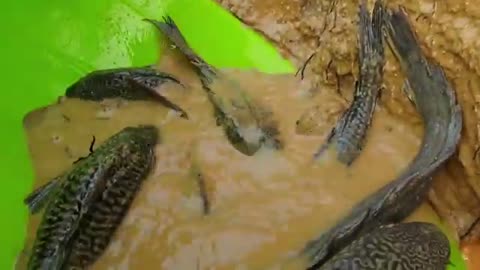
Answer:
65, 66, 189, 118
303, 2, 462, 269
317, 222, 450, 270
145, 17, 282, 155
27, 126, 158, 270
313, 0, 384, 166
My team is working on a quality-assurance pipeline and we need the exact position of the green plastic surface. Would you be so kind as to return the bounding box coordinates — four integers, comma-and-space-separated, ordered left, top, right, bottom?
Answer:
0, 0, 466, 269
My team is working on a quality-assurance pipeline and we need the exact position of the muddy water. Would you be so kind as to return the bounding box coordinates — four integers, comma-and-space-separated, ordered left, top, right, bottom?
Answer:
462, 242, 480, 270
20, 53, 440, 269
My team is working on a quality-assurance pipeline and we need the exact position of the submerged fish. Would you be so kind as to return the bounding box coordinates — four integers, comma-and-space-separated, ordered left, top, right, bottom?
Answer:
145, 17, 282, 156
303, 2, 461, 269
190, 162, 211, 215
318, 222, 450, 270
312, 0, 385, 166
25, 125, 158, 270
65, 66, 189, 118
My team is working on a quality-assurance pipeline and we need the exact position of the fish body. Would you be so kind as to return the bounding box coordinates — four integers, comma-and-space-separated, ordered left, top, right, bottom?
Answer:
26, 126, 158, 270
314, 0, 385, 165
65, 66, 188, 118
304, 2, 461, 269
146, 17, 282, 155
317, 222, 450, 270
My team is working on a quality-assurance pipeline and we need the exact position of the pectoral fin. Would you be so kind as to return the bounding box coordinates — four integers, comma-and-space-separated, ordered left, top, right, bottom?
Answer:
313, 128, 337, 161
127, 78, 189, 119
24, 177, 61, 214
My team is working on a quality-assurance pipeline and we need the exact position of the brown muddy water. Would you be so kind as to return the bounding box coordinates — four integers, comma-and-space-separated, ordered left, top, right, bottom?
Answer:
17, 49, 445, 269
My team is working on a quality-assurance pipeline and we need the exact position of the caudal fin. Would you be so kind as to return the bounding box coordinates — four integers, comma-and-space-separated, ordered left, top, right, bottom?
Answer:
358, 0, 385, 71
384, 8, 424, 68
145, 17, 217, 85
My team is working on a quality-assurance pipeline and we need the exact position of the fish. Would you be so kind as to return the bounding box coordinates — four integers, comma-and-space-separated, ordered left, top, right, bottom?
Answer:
312, 0, 385, 166
65, 66, 189, 119
303, 2, 462, 269
190, 164, 211, 215
317, 222, 450, 270
25, 125, 158, 270
145, 17, 282, 156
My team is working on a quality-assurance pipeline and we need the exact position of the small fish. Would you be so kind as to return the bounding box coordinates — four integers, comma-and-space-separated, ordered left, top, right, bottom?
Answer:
25, 125, 158, 270
190, 164, 211, 215
312, 0, 385, 166
316, 222, 450, 270
65, 66, 189, 118
145, 17, 282, 155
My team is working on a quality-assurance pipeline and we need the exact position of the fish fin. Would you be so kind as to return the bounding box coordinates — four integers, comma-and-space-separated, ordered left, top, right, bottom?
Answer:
358, 0, 384, 68
372, 0, 385, 38
402, 79, 417, 108
130, 69, 185, 89
24, 177, 61, 214
127, 78, 189, 119
335, 208, 371, 240
39, 247, 66, 270
304, 234, 334, 270
304, 209, 371, 269
313, 128, 337, 160
144, 17, 217, 85
358, 0, 372, 63
70, 162, 114, 235
384, 7, 424, 67
144, 17, 196, 58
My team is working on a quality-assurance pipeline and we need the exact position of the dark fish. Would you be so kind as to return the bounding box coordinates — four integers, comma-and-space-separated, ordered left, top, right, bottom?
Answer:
190, 164, 211, 215
318, 222, 450, 270
25, 125, 158, 270
303, 2, 462, 269
313, 0, 385, 166
145, 17, 282, 155
65, 66, 189, 118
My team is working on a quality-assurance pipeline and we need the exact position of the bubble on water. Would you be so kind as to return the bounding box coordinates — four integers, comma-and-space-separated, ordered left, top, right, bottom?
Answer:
51, 134, 63, 144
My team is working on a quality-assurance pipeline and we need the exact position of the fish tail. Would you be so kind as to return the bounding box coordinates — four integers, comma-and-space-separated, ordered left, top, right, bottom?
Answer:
144, 17, 217, 86
358, 0, 384, 72
145, 17, 196, 58
384, 8, 424, 68
371, 0, 385, 52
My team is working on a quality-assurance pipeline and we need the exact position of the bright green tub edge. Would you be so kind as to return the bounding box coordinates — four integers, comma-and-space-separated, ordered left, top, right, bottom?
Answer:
0, 0, 466, 269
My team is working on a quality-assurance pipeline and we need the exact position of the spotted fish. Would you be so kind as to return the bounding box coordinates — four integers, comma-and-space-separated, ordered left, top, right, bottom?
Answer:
25, 125, 158, 270
65, 66, 189, 118
145, 17, 282, 155
313, 0, 385, 166
317, 222, 450, 270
